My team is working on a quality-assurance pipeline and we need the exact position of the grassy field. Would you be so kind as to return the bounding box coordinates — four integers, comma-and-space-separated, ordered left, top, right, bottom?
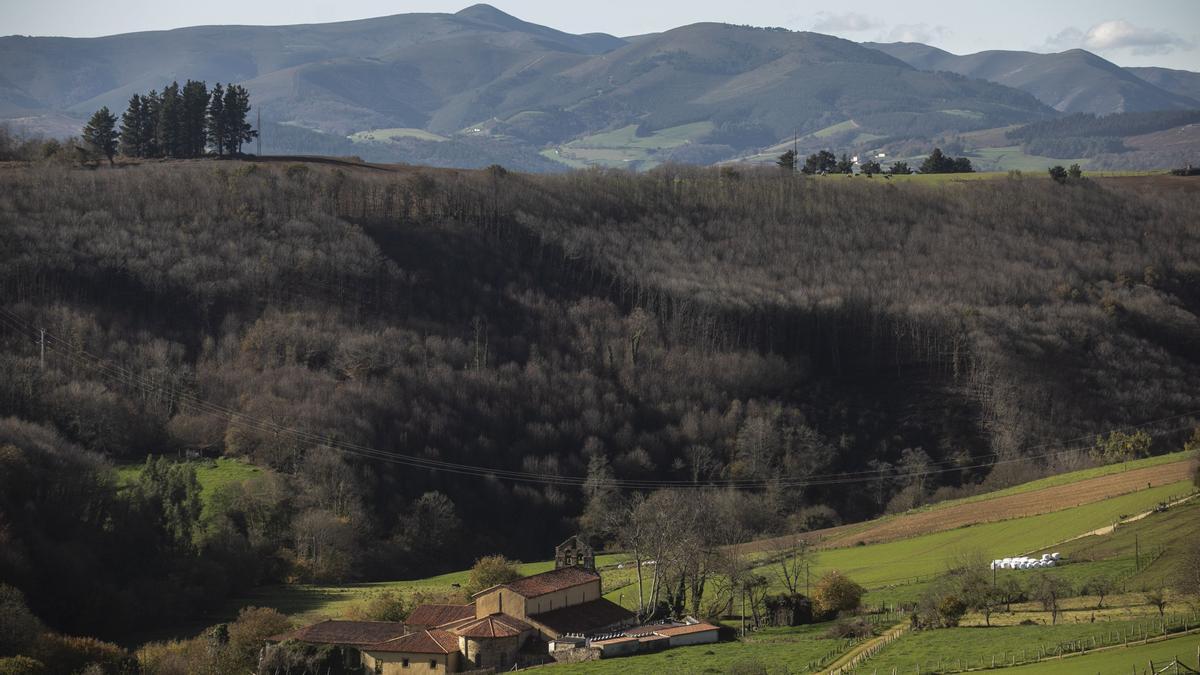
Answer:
801, 481, 1193, 591
1047, 498, 1200, 591
116, 457, 264, 519
993, 631, 1200, 674
545, 122, 714, 168
968, 146, 1088, 172
543, 622, 854, 674
348, 127, 449, 143
226, 462, 1193, 620
226, 554, 633, 623
811, 120, 859, 139
854, 620, 1200, 674
920, 453, 1192, 514
863, 484, 1197, 607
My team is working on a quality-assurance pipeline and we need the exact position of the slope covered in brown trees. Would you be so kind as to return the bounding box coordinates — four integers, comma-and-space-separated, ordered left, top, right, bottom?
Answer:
0, 161, 1198, 642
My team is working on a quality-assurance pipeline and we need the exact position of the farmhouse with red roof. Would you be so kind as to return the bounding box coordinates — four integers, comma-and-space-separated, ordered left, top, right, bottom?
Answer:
265, 535, 717, 672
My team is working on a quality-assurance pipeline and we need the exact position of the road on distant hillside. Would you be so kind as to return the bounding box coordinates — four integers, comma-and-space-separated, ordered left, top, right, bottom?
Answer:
740, 459, 1195, 555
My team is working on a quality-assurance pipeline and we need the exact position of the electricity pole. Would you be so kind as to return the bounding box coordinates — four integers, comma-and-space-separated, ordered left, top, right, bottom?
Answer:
38, 328, 45, 369
257, 107, 262, 156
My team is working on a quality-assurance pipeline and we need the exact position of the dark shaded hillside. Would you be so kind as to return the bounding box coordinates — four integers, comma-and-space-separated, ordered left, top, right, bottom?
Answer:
1, 161, 1198, 640
867, 42, 1200, 114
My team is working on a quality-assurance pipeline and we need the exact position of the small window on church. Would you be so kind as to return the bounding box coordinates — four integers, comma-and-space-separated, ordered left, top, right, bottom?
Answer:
401, 657, 409, 667
429, 659, 438, 669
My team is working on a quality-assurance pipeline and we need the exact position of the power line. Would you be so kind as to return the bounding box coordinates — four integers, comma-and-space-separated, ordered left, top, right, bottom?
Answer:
0, 305, 1195, 491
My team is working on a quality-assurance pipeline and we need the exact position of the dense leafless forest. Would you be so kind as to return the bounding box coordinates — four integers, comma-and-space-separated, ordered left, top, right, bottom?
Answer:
1, 161, 1198, 641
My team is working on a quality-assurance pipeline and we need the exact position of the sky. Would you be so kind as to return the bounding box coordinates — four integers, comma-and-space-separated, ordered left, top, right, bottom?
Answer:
3, 0, 1199, 70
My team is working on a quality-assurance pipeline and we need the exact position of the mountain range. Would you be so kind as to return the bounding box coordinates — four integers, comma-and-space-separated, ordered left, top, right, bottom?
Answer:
2, 4, 1198, 170
865, 42, 1200, 114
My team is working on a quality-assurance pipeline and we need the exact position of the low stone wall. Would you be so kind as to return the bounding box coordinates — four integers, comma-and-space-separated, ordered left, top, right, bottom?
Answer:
550, 645, 600, 663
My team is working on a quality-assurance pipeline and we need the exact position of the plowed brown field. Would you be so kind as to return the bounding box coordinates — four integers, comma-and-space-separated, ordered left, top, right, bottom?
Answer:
739, 459, 1195, 555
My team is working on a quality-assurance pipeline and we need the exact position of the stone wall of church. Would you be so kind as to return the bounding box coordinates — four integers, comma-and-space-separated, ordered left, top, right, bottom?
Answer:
461, 635, 519, 671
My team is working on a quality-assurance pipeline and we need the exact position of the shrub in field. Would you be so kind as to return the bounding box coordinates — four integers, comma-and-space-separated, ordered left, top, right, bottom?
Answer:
352, 590, 408, 622
225, 607, 292, 671
466, 555, 522, 596
812, 571, 865, 619
0, 656, 44, 675
29, 634, 136, 675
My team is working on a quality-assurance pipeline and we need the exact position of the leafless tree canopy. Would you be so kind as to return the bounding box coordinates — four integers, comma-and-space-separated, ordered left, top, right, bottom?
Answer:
0, 162, 1198, 641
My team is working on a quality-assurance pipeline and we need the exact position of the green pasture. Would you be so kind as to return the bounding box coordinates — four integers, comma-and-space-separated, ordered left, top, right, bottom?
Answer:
223, 455, 1194, 625
918, 453, 1192, 515
1048, 498, 1200, 591
941, 109, 986, 119
117, 457, 264, 519
570, 122, 714, 150
226, 554, 631, 623
968, 146, 1088, 172
855, 619, 1200, 674
546, 122, 714, 168
994, 631, 1200, 674
116, 456, 263, 490
831, 452, 1191, 543
811, 119, 859, 139
787, 482, 1193, 591
348, 127, 449, 143
858, 478, 1196, 609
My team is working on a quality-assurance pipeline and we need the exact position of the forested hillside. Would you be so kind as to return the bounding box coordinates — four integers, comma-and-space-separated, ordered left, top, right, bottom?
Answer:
1, 162, 1199, 642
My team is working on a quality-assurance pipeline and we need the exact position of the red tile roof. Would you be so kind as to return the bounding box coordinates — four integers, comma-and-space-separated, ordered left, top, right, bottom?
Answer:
366, 629, 460, 654
489, 566, 599, 598
268, 620, 407, 646
405, 603, 476, 628
528, 598, 635, 635
452, 614, 532, 639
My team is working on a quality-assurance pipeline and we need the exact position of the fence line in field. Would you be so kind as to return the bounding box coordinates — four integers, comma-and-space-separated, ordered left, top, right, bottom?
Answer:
841, 612, 1200, 674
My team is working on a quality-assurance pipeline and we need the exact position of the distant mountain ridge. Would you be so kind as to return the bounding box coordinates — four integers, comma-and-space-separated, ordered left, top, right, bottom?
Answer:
865, 42, 1200, 114
1126, 66, 1200, 104
0, 6, 1049, 152
1, 4, 1195, 170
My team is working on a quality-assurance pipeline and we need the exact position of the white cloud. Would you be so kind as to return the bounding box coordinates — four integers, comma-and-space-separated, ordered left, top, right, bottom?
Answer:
803, 12, 949, 46
885, 23, 949, 44
1045, 20, 1193, 56
809, 12, 884, 34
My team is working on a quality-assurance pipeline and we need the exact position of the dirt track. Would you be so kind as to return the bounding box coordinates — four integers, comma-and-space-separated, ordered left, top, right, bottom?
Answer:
739, 459, 1196, 555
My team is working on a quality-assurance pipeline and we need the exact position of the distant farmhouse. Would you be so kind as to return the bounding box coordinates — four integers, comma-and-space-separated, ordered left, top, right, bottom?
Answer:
266, 536, 719, 672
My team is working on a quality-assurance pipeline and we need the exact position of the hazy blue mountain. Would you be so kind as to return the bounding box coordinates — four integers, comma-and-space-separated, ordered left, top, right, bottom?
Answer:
866, 42, 1199, 114
0, 5, 1088, 167
1127, 66, 1200, 104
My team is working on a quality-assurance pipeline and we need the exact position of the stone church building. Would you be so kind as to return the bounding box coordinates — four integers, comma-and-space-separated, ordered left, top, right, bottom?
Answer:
268, 536, 636, 673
